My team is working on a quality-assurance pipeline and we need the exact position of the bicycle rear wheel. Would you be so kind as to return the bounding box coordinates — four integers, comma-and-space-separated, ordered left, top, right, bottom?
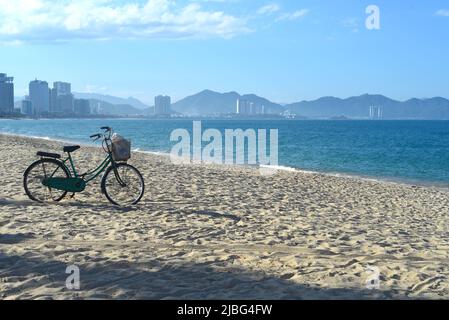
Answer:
23, 158, 70, 203
101, 163, 145, 206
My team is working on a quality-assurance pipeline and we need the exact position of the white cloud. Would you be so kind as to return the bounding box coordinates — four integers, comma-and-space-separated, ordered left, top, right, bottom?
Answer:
0, 0, 251, 43
276, 9, 309, 21
257, 4, 280, 15
436, 9, 449, 17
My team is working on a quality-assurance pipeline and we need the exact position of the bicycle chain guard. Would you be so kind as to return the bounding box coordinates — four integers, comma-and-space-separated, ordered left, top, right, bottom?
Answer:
42, 177, 86, 193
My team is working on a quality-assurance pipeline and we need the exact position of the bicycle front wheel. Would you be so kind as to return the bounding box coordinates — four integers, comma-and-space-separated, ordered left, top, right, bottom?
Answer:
101, 163, 145, 206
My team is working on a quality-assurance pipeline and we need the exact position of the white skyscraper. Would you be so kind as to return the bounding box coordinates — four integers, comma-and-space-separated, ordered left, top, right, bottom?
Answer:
237, 99, 249, 114
0, 73, 14, 113
53, 82, 71, 95
154, 95, 171, 115
236, 99, 264, 115
50, 81, 73, 113
369, 106, 383, 119
29, 80, 50, 114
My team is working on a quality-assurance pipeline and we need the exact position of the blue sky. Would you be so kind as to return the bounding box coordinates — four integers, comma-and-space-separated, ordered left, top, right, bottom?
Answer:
1, 0, 449, 104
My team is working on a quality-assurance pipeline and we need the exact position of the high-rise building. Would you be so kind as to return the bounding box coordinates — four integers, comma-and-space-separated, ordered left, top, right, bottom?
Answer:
90, 102, 100, 115
57, 94, 74, 114
236, 99, 264, 115
236, 99, 249, 115
21, 99, 33, 115
154, 95, 171, 115
369, 106, 383, 119
50, 81, 73, 113
49, 88, 58, 113
29, 80, 50, 114
0, 73, 14, 113
74, 99, 91, 115
53, 82, 71, 95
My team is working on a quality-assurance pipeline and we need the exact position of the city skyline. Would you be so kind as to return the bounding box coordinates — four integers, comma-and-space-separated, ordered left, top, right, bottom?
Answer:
1, 0, 448, 105
18, 77, 92, 116
2, 73, 172, 116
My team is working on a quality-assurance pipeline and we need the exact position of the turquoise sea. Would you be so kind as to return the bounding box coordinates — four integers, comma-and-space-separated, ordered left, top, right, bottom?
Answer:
1, 119, 449, 187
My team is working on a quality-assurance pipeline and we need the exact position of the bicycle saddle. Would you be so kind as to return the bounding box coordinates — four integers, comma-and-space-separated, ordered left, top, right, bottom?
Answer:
63, 145, 81, 153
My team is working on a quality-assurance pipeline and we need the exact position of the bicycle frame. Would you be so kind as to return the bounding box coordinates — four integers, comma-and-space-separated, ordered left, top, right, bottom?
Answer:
62, 152, 112, 183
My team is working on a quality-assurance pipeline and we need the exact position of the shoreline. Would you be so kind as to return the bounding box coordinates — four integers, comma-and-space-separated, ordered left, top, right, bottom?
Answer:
1, 131, 448, 192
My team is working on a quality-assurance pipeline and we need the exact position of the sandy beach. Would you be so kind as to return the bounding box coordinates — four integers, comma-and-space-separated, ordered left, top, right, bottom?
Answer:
1, 133, 449, 299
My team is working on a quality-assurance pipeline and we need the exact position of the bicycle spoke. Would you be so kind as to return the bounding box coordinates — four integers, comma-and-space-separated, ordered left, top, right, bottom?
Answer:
41, 161, 54, 199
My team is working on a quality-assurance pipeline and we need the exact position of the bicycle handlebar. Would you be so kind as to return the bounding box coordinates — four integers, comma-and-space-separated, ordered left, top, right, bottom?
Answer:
89, 127, 114, 155
90, 127, 113, 143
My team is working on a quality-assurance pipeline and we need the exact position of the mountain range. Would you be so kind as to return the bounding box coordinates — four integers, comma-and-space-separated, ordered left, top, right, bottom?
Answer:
171, 89, 284, 115
73, 93, 151, 110
87, 99, 148, 116
73, 93, 152, 116
171, 90, 449, 119
14, 90, 449, 119
285, 94, 449, 119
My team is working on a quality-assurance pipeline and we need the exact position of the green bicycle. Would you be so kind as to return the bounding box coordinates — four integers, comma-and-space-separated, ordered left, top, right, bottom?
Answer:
23, 127, 145, 206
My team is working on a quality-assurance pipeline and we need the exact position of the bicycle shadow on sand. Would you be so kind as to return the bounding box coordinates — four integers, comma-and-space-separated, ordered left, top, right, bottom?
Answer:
0, 199, 243, 222
183, 209, 241, 222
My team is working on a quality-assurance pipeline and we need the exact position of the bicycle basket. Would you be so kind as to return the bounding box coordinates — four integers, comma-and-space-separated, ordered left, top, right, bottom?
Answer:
111, 133, 131, 161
